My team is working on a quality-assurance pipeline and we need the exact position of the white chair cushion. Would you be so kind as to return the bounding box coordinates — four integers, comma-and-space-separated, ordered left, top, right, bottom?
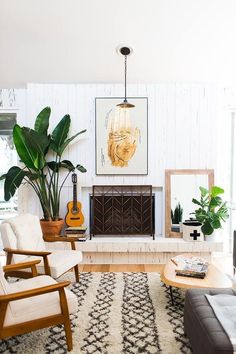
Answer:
23, 250, 83, 278
4, 275, 78, 327
0, 223, 17, 249
2, 214, 46, 251
0, 223, 28, 263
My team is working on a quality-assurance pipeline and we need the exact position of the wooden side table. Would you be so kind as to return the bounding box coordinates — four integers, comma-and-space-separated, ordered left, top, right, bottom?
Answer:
161, 256, 232, 305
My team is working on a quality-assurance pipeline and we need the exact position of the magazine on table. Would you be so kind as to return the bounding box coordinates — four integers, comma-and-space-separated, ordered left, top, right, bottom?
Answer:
171, 255, 209, 278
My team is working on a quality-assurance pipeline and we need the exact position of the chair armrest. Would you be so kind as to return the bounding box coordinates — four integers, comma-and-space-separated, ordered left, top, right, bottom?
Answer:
0, 281, 71, 303
4, 248, 52, 276
3, 260, 41, 272
3, 248, 51, 256
3, 260, 41, 277
43, 235, 78, 250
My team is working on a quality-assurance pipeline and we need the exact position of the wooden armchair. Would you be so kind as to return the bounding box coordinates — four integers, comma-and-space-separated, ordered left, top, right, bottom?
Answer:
0, 214, 82, 281
0, 260, 77, 351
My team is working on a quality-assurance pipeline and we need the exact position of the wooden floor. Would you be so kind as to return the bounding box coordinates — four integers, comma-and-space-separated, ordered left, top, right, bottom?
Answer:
80, 254, 233, 274
80, 264, 164, 272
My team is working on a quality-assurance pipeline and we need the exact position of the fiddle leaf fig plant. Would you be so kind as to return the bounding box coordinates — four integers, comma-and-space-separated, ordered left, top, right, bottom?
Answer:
192, 186, 229, 236
0, 107, 87, 221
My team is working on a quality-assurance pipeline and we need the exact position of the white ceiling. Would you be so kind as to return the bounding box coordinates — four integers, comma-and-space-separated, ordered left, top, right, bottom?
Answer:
1, 0, 236, 88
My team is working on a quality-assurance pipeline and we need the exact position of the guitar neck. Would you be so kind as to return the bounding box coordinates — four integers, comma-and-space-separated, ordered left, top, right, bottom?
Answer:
73, 183, 77, 209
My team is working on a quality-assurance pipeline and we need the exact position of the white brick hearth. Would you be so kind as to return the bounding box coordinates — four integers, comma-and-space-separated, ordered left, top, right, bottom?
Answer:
46, 237, 223, 264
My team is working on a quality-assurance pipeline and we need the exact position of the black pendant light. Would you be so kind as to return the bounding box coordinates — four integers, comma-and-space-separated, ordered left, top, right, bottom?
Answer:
117, 46, 135, 108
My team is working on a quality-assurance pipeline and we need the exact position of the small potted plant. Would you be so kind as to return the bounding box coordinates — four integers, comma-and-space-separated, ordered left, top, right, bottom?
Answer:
171, 202, 183, 232
0, 106, 87, 236
192, 186, 229, 240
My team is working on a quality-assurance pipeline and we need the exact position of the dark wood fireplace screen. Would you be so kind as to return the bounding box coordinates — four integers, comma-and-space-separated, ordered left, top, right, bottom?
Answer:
90, 185, 155, 239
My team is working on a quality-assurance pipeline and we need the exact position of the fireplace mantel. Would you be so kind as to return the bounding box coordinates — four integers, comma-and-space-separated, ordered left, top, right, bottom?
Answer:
46, 237, 223, 264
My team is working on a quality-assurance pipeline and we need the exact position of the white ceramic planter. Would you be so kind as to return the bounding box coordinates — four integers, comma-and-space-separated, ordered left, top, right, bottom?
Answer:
204, 233, 215, 241
182, 222, 204, 242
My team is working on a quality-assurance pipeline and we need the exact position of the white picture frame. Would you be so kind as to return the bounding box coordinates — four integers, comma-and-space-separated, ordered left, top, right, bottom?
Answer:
95, 97, 148, 175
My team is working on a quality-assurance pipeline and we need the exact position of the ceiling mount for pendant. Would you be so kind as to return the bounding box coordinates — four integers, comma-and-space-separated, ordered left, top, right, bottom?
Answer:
116, 45, 135, 108
116, 45, 133, 57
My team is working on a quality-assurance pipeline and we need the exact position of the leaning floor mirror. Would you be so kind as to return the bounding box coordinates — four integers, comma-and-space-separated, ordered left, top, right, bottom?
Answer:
165, 169, 214, 238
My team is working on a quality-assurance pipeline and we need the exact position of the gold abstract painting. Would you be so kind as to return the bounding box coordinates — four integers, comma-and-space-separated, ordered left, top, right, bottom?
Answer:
96, 98, 148, 175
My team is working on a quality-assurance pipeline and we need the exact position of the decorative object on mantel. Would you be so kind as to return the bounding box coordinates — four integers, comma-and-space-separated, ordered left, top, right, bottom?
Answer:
95, 46, 147, 175
0, 106, 87, 236
182, 221, 204, 242
165, 169, 214, 238
192, 186, 229, 241
171, 202, 183, 232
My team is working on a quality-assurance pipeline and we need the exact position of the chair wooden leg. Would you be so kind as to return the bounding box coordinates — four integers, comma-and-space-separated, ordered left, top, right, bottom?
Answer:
64, 319, 73, 351
59, 287, 73, 351
74, 264, 79, 282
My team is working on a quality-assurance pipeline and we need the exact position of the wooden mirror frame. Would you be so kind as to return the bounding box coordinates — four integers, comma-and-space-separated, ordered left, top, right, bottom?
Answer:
165, 169, 214, 238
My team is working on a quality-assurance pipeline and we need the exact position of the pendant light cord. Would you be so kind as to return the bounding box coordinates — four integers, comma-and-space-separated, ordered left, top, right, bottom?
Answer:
124, 55, 127, 103
116, 47, 135, 108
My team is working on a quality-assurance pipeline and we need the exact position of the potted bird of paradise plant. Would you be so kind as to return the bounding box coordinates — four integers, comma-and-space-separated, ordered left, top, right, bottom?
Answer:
0, 106, 87, 236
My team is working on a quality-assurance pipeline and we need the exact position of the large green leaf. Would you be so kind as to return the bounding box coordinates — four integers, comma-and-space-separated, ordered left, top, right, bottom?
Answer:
76, 164, 87, 173
211, 186, 224, 197
192, 198, 201, 206
51, 115, 71, 153
0, 173, 6, 181
23, 127, 50, 155
4, 166, 30, 201
34, 107, 51, 135
60, 160, 75, 171
58, 129, 86, 156
211, 219, 221, 229
199, 186, 208, 197
201, 221, 214, 235
218, 203, 229, 220
20, 128, 48, 169
209, 196, 222, 209
47, 161, 59, 172
47, 160, 75, 172
13, 125, 38, 170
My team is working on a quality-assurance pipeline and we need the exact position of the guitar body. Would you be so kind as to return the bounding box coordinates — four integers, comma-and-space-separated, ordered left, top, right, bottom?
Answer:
66, 201, 85, 227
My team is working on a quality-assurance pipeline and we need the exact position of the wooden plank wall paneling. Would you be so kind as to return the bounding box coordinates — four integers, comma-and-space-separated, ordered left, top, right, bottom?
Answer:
0, 84, 232, 236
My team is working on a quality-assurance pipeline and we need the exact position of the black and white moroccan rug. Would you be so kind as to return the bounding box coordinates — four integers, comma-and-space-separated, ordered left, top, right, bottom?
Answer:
0, 272, 192, 354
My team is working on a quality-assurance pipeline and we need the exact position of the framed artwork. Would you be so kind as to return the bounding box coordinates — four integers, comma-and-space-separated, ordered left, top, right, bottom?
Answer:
95, 97, 148, 175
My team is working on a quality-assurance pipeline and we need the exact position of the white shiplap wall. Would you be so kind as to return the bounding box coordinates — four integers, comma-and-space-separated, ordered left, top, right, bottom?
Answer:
0, 84, 230, 236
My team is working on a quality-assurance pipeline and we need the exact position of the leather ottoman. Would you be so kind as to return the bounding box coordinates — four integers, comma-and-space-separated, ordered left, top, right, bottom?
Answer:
184, 288, 235, 354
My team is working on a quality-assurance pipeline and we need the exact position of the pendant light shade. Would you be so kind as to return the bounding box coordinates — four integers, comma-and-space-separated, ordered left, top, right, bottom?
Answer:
116, 102, 135, 108
117, 46, 135, 108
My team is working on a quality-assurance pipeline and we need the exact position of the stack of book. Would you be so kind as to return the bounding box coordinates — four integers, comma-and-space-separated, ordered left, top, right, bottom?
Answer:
171, 255, 209, 279
65, 226, 88, 241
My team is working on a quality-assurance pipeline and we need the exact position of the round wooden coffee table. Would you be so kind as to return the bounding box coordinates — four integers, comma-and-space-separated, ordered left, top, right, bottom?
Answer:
161, 256, 232, 305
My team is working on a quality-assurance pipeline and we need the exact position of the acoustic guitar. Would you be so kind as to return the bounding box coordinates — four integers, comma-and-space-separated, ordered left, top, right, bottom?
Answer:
65, 173, 84, 227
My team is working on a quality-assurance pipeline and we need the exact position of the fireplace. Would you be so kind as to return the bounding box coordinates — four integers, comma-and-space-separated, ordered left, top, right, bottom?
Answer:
90, 185, 155, 239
